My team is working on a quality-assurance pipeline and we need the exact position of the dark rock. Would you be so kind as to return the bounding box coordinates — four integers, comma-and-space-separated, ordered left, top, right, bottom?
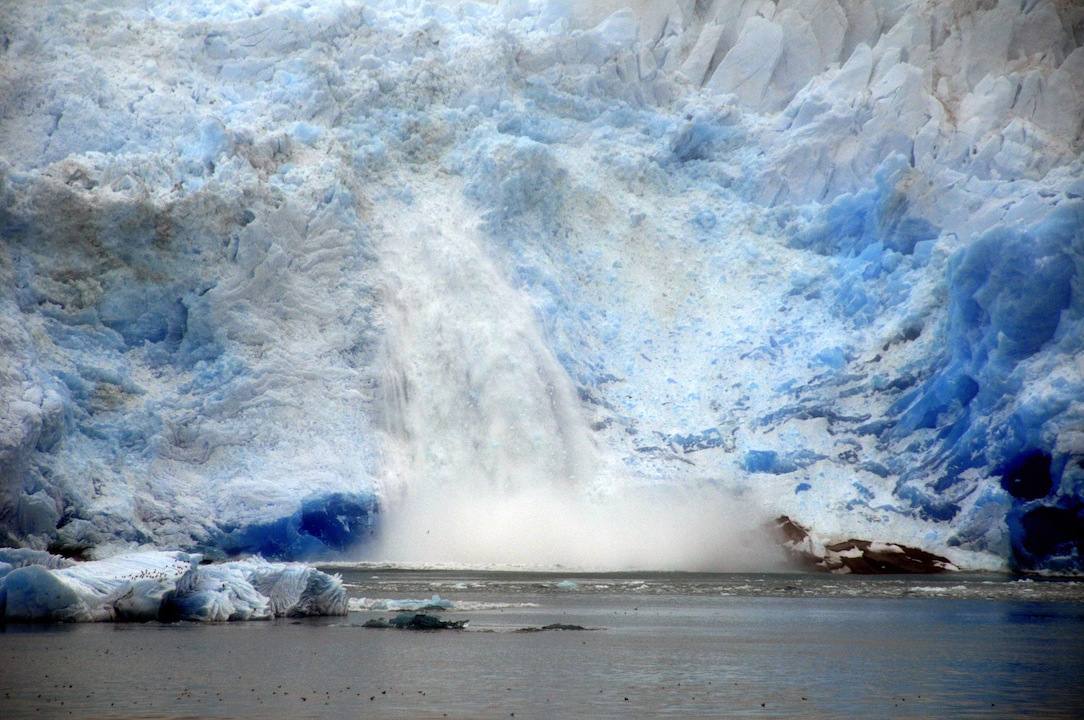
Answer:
773, 516, 958, 574
776, 515, 812, 545
361, 618, 391, 628
515, 623, 593, 632
363, 613, 467, 630
821, 538, 958, 574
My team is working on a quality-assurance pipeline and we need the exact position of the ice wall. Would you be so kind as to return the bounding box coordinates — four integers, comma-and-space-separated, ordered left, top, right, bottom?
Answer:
0, 0, 1081, 571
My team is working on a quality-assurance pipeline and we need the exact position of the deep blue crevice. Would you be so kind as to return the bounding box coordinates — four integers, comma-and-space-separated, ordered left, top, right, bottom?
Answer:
1000, 449, 1054, 501
791, 156, 939, 258
742, 449, 826, 475
214, 492, 379, 560
1008, 499, 1084, 571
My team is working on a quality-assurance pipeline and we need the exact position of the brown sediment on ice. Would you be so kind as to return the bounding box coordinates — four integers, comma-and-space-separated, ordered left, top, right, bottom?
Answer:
774, 516, 959, 574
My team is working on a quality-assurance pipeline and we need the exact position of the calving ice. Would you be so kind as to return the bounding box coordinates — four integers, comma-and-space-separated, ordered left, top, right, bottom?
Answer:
0, 0, 1082, 576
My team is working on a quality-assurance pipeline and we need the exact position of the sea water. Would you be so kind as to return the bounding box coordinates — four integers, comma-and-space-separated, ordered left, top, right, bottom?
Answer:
2, 570, 1082, 719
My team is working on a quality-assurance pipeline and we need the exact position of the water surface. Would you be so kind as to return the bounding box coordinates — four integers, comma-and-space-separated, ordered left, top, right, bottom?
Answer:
2, 570, 1082, 718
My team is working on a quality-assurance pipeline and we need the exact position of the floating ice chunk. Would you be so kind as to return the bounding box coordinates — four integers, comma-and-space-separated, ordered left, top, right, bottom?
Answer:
451, 599, 540, 611
0, 550, 346, 623
113, 579, 174, 621
556, 579, 578, 590
2, 565, 99, 622
246, 559, 348, 617
1, 551, 197, 622
160, 563, 271, 622
348, 594, 454, 612
347, 595, 537, 612
163, 558, 347, 621
910, 586, 968, 594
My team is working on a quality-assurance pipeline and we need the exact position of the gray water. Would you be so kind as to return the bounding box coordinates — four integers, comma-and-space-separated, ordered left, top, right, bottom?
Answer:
2, 570, 1083, 718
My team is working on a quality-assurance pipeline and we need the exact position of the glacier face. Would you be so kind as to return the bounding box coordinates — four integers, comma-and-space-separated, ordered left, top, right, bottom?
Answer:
0, 0, 1081, 571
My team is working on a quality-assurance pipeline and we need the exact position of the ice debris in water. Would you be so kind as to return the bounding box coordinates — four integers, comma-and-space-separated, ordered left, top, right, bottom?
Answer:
0, 550, 347, 623
556, 580, 579, 590
348, 594, 454, 612
347, 595, 539, 611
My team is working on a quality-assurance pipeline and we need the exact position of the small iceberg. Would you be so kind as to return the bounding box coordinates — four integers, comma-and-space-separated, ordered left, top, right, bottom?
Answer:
555, 580, 579, 590
0, 549, 347, 623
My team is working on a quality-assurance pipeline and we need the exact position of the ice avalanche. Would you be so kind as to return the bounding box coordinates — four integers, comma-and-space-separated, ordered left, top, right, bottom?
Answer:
1, 1, 1082, 572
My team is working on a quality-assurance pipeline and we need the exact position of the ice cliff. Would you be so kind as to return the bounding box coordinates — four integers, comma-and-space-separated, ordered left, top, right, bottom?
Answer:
1, 0, 1081, 571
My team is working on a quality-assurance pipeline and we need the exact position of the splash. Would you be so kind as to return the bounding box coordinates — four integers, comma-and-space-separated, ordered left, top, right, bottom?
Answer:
367, 481, 784, 571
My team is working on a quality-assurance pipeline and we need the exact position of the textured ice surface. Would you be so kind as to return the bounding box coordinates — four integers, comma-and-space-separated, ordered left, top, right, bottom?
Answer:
0, 0, 1082, 571
0, 550, 347, 622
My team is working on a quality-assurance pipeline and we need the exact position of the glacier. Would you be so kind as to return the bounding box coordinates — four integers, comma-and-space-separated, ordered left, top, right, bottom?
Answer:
0, 0, 1082, 572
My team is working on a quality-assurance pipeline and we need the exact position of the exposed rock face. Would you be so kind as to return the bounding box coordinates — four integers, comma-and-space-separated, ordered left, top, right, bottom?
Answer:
819, 539, 959, 574
775, 516, 958, 574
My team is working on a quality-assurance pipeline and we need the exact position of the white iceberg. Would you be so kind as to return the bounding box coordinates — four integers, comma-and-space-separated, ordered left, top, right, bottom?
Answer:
0, 550, 347, 623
